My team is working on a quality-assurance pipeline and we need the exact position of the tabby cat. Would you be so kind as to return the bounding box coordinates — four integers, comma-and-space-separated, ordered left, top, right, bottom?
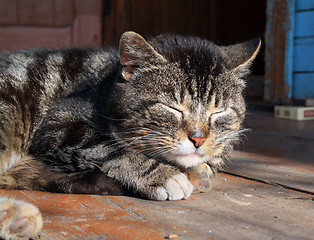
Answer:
0, 31, 260, 239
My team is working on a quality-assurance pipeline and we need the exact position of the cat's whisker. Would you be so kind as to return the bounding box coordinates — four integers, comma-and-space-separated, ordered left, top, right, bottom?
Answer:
138, 144, 173, 154
213, 128, 249, 150
116, 137, 159, 147
121, 133, 166, 139
116, 134, 170, 145
113, 128, 168, 139
111, 135, 172, 154
124, 127, 169, 137
143, 146, 175, 159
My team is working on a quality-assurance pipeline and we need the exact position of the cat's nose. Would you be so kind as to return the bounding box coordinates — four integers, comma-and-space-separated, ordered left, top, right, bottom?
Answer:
189, 137, 206, 148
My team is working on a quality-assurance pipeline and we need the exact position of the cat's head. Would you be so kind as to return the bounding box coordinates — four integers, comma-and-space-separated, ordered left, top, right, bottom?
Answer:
107, 31, 260, 169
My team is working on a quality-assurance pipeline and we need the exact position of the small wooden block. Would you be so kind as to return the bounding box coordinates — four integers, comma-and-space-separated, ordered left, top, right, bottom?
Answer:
275, 105, 314, 121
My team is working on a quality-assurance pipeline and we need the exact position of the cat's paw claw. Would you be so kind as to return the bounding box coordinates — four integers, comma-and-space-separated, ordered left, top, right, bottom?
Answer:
0, 199, 42, 240
155, 173, 194, 201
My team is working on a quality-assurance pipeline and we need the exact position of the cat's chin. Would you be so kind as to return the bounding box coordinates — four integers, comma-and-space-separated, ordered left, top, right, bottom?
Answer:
173, 152, 204, 168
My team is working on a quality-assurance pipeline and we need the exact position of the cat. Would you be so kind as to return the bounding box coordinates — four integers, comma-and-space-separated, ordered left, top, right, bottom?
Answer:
0, 31, 260, 239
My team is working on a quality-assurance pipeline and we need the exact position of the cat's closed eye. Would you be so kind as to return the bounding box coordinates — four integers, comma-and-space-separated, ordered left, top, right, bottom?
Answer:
212, 114, 234, 130
154, 103, 184, 122
147, 103, 183, 130
161, 104, 184, 120
208, 111, 225, 124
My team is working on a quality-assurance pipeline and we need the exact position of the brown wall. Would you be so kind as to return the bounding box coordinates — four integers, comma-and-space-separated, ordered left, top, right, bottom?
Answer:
103, 0, 266, 44
0, 0, 266, 53
0, 0, 266, 77
0, 0, 103, 50
103, 0, 266, 75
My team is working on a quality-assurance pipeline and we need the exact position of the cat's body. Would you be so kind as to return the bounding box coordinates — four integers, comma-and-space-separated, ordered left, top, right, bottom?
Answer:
0, 32, 260, 239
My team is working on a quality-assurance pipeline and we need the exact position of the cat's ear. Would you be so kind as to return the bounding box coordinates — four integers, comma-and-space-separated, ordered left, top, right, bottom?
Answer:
119, 31, 167, 80
220, 38, 261, 75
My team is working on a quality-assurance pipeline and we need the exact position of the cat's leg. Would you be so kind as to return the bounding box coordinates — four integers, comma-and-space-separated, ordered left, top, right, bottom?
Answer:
101, 152, 194, 201
0, 155, 53, 191
0, 197, 42, 240
1, 149, 192, 200
185, 163, 214, 193
47, 170, 129, 195
0, 155, 127, 196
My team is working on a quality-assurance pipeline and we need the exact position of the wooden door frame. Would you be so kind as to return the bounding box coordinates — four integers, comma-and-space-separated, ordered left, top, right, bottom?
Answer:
265, 0, 295, 104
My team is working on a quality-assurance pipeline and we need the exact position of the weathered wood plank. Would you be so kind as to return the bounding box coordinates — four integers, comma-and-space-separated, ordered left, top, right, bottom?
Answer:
0, 172, 313, 240
73, 15, 102, 47
126, 0, 162, 36
0, 26, 72, 51
54, 0, 75, 26
228, 151, 314, 194
103, 0, 126, 47
245, 109, 314, 140
160, 0, 192, 35
73, 0, 103, 47
17, 0, 55, 26
233, 109, 314, 193
265, 0, 295, 104
240, 131, 314, 166
0, 0, 17, 25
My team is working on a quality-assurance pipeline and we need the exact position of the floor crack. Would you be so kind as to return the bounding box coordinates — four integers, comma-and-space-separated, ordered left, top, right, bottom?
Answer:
221, 170, 314, 196
105, 198, 147, 221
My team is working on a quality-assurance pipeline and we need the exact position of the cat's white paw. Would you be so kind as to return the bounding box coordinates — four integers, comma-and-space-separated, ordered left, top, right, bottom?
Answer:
0, 198, 42, 240
155, 173, 194, 201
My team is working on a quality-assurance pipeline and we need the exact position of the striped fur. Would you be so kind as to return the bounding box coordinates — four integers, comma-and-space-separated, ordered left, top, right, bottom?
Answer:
0, 32, 260, 239
0, 32, 260, 198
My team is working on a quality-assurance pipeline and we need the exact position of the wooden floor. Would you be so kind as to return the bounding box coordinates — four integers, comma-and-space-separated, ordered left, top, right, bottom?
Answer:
1, 108, 313, 240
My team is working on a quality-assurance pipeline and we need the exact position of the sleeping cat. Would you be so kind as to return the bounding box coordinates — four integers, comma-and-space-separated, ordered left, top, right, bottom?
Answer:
0, 31, 260, 239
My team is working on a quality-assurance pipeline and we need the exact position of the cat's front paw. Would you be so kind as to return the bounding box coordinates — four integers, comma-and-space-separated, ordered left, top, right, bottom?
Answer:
186, 163, 213, 193
0, 198, 42, 240
155, 173, 194, 201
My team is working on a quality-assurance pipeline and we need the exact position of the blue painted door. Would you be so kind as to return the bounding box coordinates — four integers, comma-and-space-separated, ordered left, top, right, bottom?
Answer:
293, 0, 314, 99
